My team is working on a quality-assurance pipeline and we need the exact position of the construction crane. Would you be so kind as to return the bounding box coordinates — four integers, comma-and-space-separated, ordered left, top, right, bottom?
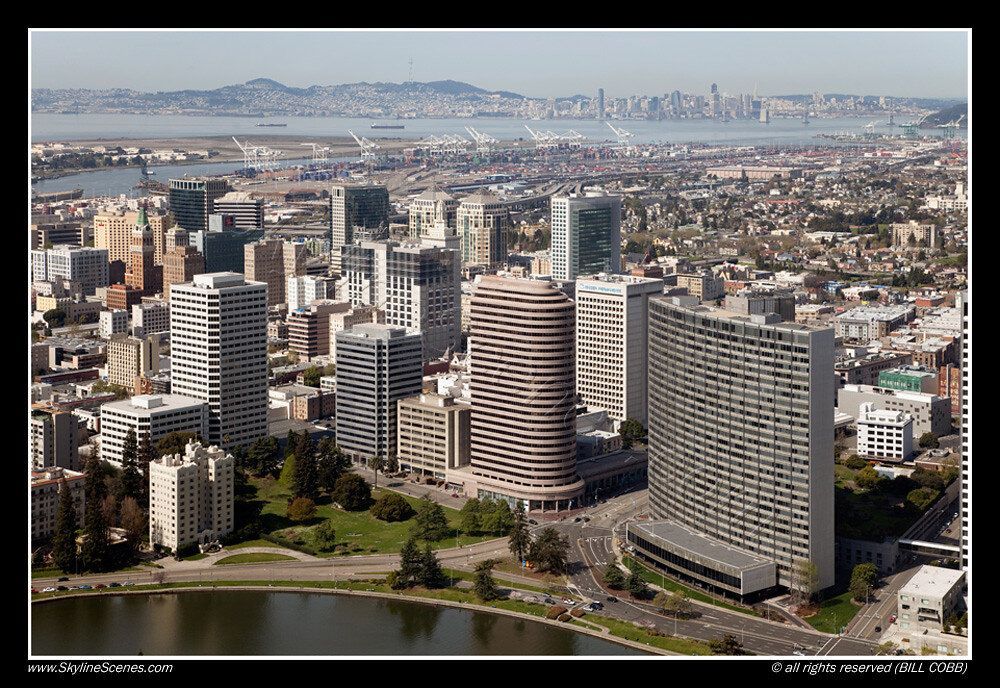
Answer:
300, 143, 331, 165
465, 127, 498, 154
349, 130, 381, 159
937, 114, 965, 140
605, 121, 635, 145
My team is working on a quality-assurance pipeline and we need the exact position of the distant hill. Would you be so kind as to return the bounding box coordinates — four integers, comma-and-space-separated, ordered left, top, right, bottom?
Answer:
921, 103, 968, 128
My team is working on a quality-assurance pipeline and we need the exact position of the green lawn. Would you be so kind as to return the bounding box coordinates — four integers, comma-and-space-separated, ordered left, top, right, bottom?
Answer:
623, 556, 759, 617
214, 553, 297, 566
32, 565, 144, 579
247, 478, 495, 556
574, 616, 713, 655
226, 539, 277, 550
803, 590, 862, 634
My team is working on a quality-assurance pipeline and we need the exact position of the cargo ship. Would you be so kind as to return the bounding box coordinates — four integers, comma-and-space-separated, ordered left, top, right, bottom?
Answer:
32, 188, 84, 202
256, 123, 288, 127
371, 123, 405, 130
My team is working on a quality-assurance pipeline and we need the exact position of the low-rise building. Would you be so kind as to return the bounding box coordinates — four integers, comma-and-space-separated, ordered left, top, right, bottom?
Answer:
396, 393, 471, 479
837, 384, 951, 438
31, 466, 86, 541
99, 309, 129, 338
835, 305, 916, 342
856, 403, 914, 462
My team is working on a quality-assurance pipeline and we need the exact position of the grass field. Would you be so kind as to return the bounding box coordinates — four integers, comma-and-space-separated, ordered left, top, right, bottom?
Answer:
623, 556, 759, 617
247, 478, 494, 556
803, 590, 861, 634
214, 553, 298, 566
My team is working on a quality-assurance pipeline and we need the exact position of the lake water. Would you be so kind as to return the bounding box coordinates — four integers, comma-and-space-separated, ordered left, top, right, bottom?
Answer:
31, 591, 647, 656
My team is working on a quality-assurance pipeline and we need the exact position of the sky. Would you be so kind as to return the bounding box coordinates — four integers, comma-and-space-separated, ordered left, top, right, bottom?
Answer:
30, 30, 969, 99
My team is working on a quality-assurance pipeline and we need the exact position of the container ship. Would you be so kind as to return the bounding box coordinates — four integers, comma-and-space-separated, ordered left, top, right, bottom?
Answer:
256, 123, 288, 127
371, 123, 405, 130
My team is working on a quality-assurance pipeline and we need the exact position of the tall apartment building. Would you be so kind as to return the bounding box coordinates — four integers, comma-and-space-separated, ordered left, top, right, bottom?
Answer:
635, 296, 835, 597
467, 276, 584, 511
106, 333, 160, 389
244, 239, 307, 307
94, 209, 172, 264
125, 207, 161, 297
286, 275, 336, 309
329, 184, 390, 274
168, 178, 231, 232
409, 187, 458, 239
169, 273, 268, 448
287, 300, 352, 361
31, 467, 86, 541
891, 221, 939, 248
549, 193, 622, 281
148, 440, 234, 552
162, 245, 206, 299
29, 409, 82, 471
397, 393, 471, 478
99, 394, 209, 467
342, 240, 461, 362
31, 246, 109, 296
212, 192, 264, 230
457, 191, 510, 267
575, 275, 663, 425
334, 324, 423, 462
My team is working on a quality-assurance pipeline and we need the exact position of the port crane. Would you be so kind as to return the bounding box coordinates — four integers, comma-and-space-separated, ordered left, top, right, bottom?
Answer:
605, 121, 635, 145
524, 125, 561, 150
937, 114, 965, 140
349, 130, 381, 159
900, 113, 931, 139
465, 127, 499, 154
233, 136, 261, 172
863, 120, 878, 141
300, 143, 331, 165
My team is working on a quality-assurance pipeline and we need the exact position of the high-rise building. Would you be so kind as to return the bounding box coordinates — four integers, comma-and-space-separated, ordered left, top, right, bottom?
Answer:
29, 409, 82, 471
327, 305, 378, 361
960, 290, 969, 571
212, 192, 264, 230
342, 240, 461, 362
287, 300, 352, 361
634, 296, 835, 598
168, 178, 231, 232
189, 225, 264, 274
31, 466, 86, 541
106, 333, 160, 389
397, 393, 471, 478
597, 88, 605, 120
409, 188, 458, 239
550, 193, 622, 281
125, 206, 161, 297
468, 276, 583, 511
329, 184, 390, 274
162, 245, 206, 300
575, 275, 664, 425
334, 324, 423, 462
286, 275, 336, 310
169, 273, 268, 448
94, 209, 172, 264
244, 239, 307, 307
31, 246, 109, 296
457, 191, 510, 267
99, 394, 209, 467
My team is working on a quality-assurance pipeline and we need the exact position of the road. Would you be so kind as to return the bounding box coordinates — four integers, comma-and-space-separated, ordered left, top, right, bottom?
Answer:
845, 564, 922, 641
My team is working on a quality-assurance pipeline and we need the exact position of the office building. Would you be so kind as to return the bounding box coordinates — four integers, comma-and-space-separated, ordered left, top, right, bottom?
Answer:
330, 184, 390, 274
837, 384, 951, 437
162, 245, 206, 299
409, 187, 458, 239
212, 191, 264, 230
169, 273, 268, 448
550, 193, 622, 281
244, 239, 307, 307
287, 300, 352, 361
335, 324, 423, 462
635, 296, 835, 597
724, 289, 796, 322
31, 246, 109, 296
31, 219, 92, 250
457, 191, 510, 267
189, 226, 264, 273
99, 394, 209, 467
31, 467, 86, 541
125, 206, 161, 297
467, 276, 584, 511
576, 274, 663, 425
328, 305, 378, 360
106, 283, 143, 312
856, 403, 914, 461
106, 333, 160, 389
397, 393, 471, 478
342, 240, 461, 362
94, 209, 172, 264
675, 272, 725, 302
148, 439, 234, 552
878, 366, 939, 394
835, 305, 916, 342
132, 301, 170, 338
30, 408, 82, 471
99, 309, 129, 338
168, 178, 231, 232
286, 275, 336, 309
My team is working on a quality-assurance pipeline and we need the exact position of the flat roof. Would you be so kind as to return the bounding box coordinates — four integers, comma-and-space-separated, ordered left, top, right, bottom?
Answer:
900, 565, 964, 598
630, 520, 773, 572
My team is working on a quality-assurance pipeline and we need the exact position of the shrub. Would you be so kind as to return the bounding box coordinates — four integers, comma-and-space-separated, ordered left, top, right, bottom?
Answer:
557, 613, 572, 622
370, 493, 416, 522
844, 454, 868, 470
546, 605, 568, 620
287, 497, 317, 522
570, 608, 585, 618
332, 473, 372, 511
906, 487, 938, 511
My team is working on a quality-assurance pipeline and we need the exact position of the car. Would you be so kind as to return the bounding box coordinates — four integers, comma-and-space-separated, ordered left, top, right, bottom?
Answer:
874, 626, 882, 633
562, 598, 576, 605
108, 582, 121, 588
583, 517, 591, 522
56, 586, 68, 591
573, 517, 582, 523
543, 597, 556, 605
95, 584, 106, 589
68, 586, 79, 590
41, 587, 56, 593
606, 596, 618, 603
57, 577, 69, 582
31, 588, 39, 594
79, 585, 92, 590
122, 581, 135, 586
590, 602, 603, 610
889, 614, 897, 623
793, 651, 806, 656
528, 519, 538, 526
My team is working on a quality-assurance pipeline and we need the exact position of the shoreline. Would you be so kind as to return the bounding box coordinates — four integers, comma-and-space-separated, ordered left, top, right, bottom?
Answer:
32, 583, 670, 656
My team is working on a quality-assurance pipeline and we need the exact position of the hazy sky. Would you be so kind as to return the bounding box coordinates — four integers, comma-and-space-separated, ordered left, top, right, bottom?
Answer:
30, 30, 969, 99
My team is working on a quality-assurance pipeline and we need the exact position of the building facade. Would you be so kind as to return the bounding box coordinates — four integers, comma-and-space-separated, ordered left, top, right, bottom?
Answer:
98, 394, 209, 467
550, 193, 622, 281
330, 184, 390, 274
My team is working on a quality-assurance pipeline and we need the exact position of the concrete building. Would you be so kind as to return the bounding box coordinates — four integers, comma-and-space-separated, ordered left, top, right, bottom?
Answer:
342, 240, 460, 362
550, 193, 621, 281
162, 245, 206, 300
286, 275, 337, 310
335, 324, 423, 462
675, 272, 725, 303
31, 219, 92, 250
837, 384, 951, 438
105, 283, 143, 312
835, 305, 916, 342
148, 440, 234, 553
891, 221, 939, 248
244, 239, 307, 307
132, 301, 170, 338
466, 276, 584, 511
575, 274, 663, 425
31, 467, 86, 541
327, 304, 378, 361
878, 365, 939, 394
896, 565, 965, 635
330, 184, 390, 274
724, 288, 796, 322
98, 394, 209, 468
94, 209, 172, 264
396, 393, 471, 478
856, 403, 914, 461
212, 191, 264, 230
30, 408, 83, 471
169, 273, 268, 448
409, 187, 458, 239
168, 178, 231, 232
106, 333, 160, 389
705, 165, 802, 180
835, 350, 913, 390
287, 300, 352, 361
457, 191, 510, 267
31, 245, 109, 296
639, 296, 835, 597
99, 309, 129, 338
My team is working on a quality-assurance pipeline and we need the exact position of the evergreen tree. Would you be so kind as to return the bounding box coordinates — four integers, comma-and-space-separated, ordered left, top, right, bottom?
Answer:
81, 445, 110, 571
394, 535, 423, 588
418, 543, 446, 589
473, 559, 501, 601
603, 562, 625, 589
412, 496, 450, 542
317, 439, 349, 494
117, 429, 143, 508
293, 431, 318, 500
51, 478, 78, 573
460, 498, 482, 534
137, 432, 155, 510
508, 501, 531, 564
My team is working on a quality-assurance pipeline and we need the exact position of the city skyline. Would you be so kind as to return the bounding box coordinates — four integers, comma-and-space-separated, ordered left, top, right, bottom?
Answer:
30, 30, 969, 99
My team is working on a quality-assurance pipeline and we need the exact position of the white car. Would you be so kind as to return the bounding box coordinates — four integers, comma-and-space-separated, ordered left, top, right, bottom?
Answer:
41, 587, 56, 593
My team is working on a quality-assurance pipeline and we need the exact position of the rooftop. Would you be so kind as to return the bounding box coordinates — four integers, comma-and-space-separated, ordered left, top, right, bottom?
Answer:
900, 565, 965, 598
630, 520, 774, 572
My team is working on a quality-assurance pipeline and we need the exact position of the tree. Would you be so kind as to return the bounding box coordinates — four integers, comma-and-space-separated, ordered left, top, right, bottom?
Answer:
370, 492, 415, 522
850, 562, 879, 603
313, 521, 337, 552
384, 453, 399, 475
662, 589, 692, 618
293, 432, 318, 500
137, 433, 154, 509
529, 527, 570, 574
480, 499, 514, 535
918, 432, 940, 449
367, 454, 385, 488
51, 479, 78, 573
844, 454, 868, 470
418, 544, 446, 588
792, 559, 820, 605
317, 439, 349, 494
709, 634, 748, 656
619, 418, 646, 449
287, 497, 317, 522
155, 431, 199, 459
626, 570, 649, 599
460, 498, 482, 534
43, 308, 66, 328
855, 465, 883, 491
473, 559, 501, 601
508, 501, 532, 565
332, 473, 372, 511
302, 366, 323, 388
906, 487, 938, 511
393, 535, 423, 589
119, 496, 145, 561
116, 429, 143, 508
246, 436, 280, 477
411, 496, 450, 542
81, 448, 111, 571
603, 562, 625, 590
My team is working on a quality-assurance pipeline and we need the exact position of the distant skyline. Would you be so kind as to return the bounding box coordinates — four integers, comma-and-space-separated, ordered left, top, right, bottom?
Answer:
30, 30, 969, 99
